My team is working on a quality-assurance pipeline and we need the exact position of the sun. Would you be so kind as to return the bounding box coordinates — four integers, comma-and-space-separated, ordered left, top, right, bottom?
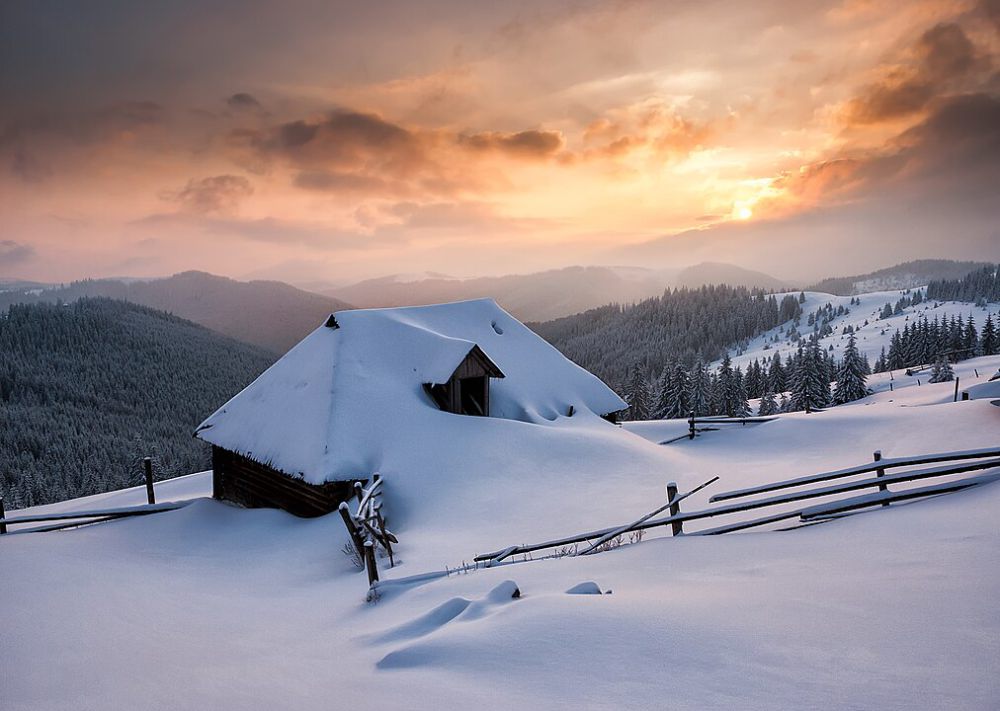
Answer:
735, 204, 753, 220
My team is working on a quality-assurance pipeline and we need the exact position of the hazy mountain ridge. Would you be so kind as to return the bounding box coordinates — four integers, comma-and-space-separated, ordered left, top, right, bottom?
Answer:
326, 262, 786, 321
0, 271, 352, 354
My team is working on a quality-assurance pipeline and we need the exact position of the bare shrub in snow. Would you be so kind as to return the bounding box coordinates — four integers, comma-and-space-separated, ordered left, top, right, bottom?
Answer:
342, 541, 364, 570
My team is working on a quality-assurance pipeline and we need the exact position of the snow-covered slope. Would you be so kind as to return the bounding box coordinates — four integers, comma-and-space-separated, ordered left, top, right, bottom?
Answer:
723, 288, 1000, 371
4, 351, 1000, 709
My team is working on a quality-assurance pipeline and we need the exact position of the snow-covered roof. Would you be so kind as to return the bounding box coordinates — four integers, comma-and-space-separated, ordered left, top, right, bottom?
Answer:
195, 298, 626, 484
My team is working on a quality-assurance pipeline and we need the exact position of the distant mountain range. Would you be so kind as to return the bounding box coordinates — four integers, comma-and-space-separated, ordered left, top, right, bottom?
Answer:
324, 262, 789, 321
806, 260, 990, 296
0, 271, 352, 354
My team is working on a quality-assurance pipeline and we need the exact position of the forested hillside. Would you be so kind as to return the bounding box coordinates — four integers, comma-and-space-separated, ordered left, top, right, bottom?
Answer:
807, 260, 987, 296
0, 271, 351, 354
531, 285, 803, 389
0, 299, 275, 507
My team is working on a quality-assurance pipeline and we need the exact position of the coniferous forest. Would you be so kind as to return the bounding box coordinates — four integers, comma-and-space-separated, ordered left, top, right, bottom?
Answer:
0, 299, 274, 507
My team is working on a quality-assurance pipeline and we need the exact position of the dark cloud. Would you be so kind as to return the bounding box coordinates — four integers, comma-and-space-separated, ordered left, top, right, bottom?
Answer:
232, 110, 425, 175
0, 240, 36, 267
163, 175, 254, 214
457, 129, 564, 158
847, 76, 935, 124
293, 170, 390, 193
981, 0, 1000, 31
846, 23, 984, 125
226, 92, 262, 111
915, 23, 978, 83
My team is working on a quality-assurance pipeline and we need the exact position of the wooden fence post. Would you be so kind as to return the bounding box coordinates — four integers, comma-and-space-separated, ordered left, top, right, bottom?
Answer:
0, 496, 6, 534
364, 540, 379, 586
666, 482, 683, 536
143, 457, 155, 505
688, 412, 696, 440
873, 450, 889, 507
354, 481, 364, 504
953, 378, 960, 402
338, 502, 366, 557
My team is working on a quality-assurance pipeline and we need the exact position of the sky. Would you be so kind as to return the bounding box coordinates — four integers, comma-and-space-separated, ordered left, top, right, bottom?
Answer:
1, 0, 998, 286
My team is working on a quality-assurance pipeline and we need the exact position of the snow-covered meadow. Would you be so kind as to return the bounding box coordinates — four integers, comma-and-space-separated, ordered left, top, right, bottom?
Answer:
3, 317, 1000, 710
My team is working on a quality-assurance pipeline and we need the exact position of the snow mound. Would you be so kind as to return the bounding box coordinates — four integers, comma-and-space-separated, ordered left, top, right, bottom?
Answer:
565, 581, 603, 595
195, 299, 625, 484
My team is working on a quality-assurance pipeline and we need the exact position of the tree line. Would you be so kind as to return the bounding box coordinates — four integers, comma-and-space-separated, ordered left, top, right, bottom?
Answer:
620, 332, 870, 421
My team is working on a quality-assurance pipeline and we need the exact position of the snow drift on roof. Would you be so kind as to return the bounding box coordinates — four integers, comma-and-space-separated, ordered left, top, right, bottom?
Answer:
195, 299, 626, 484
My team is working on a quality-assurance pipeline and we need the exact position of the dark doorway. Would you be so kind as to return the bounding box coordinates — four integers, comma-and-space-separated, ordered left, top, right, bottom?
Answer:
459, 376, 488, 415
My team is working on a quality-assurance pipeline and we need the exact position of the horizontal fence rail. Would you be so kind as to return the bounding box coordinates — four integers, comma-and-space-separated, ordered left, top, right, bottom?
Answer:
709, 446, 1000, 503
0, 501, 190, 534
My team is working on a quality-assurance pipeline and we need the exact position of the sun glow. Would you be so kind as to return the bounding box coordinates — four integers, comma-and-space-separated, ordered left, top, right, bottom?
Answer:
735, 204, 753, 220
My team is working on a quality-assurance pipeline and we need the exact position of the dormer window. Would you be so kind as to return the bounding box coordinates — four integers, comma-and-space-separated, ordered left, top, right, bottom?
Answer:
425, 344, 504, 416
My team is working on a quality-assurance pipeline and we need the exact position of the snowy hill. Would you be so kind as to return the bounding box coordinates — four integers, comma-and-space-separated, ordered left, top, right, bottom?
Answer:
722, 288, 1000, 373
4, 348, 1000, 708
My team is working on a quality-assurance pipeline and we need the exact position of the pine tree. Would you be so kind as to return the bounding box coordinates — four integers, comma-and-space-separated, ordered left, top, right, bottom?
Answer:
929, 357, 954, 383
651, 367, 671, 420
982, 314, 997, 356
733, 367, 750, 417
624, 365, 652, 420
665, 363, 691, 419
758, 389, 778, 416
688, 359, 711, 416
717, 354, 737, 416
833, 334, 868, 405
790, 339, 830, 413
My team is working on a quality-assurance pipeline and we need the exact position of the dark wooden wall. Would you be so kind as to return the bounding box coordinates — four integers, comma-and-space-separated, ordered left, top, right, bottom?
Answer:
212, 446, 356, 518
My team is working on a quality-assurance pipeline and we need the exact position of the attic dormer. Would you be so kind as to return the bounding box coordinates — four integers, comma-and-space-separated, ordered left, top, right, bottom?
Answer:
424, 344, 505, 416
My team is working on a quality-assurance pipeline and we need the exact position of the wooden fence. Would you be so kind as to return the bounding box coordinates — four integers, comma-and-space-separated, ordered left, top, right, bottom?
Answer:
473, 446, 1000, 565
1, 456, 165, 535
657, 413, 778, 445
337, 474, 397, 591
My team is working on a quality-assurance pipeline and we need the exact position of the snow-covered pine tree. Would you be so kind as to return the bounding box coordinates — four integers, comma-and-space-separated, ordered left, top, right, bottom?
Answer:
982, 314, 997, 356
651, 366, 673, 419
874, 346, 888, 373
649, 370, 671, 420
832, 333, 868, 405
929, 357, 955, 383
666, 363, 691, 419
758, 388, 778, 416
717, 354, 737, 416
624, 365, 652, 420
733, 367, 750, 417
791, 339, 830, 412
688, 359, 711, 416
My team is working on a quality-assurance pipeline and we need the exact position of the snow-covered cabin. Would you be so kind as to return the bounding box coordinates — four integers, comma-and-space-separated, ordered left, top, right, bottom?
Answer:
195, 299, 626, 516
